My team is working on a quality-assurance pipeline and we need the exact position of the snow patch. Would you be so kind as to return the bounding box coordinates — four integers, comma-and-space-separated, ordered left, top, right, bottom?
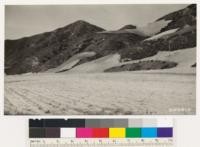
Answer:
144, 28, 179, 41
68, 54, 121, 73
138, 20, 172, 36
48, 52, 96, 72
99, 29, 147, 37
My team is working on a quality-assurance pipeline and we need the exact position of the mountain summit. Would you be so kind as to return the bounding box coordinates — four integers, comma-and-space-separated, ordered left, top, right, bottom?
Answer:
61, 20, 105, 36
5, 20, 104, 74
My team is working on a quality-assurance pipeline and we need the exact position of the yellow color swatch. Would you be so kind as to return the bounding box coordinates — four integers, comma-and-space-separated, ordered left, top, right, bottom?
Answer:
109, 128, 126, 138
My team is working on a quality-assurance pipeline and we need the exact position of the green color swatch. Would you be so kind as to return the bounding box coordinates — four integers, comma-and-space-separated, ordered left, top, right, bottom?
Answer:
126, 128, 141, 138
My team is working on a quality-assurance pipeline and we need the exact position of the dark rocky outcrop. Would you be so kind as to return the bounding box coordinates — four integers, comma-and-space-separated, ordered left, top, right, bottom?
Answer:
191, 63, 196, 67
157, 4, 196, 33
5, 21, 145, 75
119, 25, 137, 30
104, 60, 177, 72
5, 20, 105, 74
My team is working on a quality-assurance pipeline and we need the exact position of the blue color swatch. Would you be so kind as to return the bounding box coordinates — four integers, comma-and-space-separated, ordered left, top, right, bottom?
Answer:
141, 128, 157, 138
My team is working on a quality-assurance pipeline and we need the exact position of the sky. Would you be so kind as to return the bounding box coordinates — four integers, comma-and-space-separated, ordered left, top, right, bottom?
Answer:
5, 4, 188, 39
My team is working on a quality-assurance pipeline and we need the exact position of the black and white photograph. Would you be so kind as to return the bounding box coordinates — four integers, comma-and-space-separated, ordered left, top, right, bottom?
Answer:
4, 4, 196, 115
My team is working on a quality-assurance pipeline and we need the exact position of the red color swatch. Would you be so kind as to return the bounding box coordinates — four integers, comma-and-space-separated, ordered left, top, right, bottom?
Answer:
92, 128, 109, 138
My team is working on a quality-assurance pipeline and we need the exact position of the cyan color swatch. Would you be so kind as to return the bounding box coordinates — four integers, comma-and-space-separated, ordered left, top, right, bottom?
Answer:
141, 128, 157, 138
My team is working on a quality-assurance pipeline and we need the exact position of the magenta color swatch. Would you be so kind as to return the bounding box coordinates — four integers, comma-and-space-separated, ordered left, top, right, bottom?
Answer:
76, 128, 93, 138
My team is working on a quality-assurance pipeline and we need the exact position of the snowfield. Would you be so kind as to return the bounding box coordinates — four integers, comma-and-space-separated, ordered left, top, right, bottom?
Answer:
4, 48, 196, 115
5, 72, 195, 115
67, 47, 196, 74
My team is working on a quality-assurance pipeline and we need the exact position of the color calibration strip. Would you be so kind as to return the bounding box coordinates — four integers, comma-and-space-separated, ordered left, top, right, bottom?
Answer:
29, 119, 173, 138
30, 138, 174, 147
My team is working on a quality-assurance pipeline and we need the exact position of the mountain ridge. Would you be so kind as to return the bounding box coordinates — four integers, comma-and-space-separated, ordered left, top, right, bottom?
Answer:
5, 4, 196, 75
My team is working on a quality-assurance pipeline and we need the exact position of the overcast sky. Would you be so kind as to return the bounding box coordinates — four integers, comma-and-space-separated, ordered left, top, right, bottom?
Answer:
5, 4, 188, 39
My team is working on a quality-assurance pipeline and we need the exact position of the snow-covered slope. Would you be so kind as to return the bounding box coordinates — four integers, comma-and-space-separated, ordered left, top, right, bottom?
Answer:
100, 20, 172, 37
64, 47, 195, 74
138, 20, 172, 36
99, 29, 147, 37
48, 52, 96, 72
119, 47, 196, 74
144, 28, 178, 41
68, 54, 121, 73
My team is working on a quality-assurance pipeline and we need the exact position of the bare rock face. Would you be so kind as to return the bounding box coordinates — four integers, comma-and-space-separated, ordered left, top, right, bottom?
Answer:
157, 4, 196, 33
5, 20, 105, 74
5, 20, 145, 75
134, 4, 196, 58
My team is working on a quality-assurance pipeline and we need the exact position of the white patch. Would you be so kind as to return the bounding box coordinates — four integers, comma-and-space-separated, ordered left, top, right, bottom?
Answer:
138, 20, 172, 36
144, 28, 179, 41
68, 53, 121, 73
47, 52, 96, 72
